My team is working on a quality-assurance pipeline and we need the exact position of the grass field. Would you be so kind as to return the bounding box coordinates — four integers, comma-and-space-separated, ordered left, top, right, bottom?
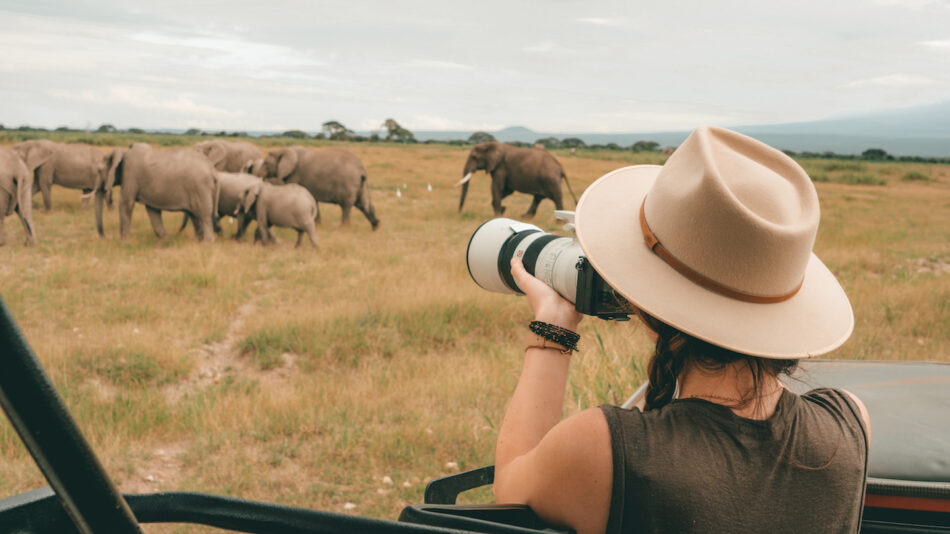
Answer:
0, 140, 948, 532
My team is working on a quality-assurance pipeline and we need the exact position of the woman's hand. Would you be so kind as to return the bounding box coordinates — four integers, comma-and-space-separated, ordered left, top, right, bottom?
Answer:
510, 256, 583, 331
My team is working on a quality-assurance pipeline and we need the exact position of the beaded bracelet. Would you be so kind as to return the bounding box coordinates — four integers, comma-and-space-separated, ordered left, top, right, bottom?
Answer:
528, 321, 580, 352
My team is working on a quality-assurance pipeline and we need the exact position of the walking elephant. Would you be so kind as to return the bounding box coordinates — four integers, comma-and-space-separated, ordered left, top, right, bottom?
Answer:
13, 139, 122, 211
456, 142, 577, 217
0, 147, 37, 246
193, 140, 262, 173
177, 171, 261, 239
250, 147, 379, 230
99, 143, 219, 241
237, 181, 319, 249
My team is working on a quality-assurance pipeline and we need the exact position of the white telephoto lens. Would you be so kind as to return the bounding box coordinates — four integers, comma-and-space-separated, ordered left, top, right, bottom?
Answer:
466, 218, 542, 294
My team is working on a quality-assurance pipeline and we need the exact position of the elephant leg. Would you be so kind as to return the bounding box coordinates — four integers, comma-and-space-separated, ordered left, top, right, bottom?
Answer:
36, 167, 53, 212
145, 206, 167, 239
212, 214, 222, 234
0, 212, 5, 246
314, 204, 322, 225
199, 211, 215, 242
340, 203, 352, 225
188, 213, 202, 238
119, 197, 135, 239
523, 195, 544, 218
234, 214, 251, 240
490, 181, 506, 215
294, 230, 304, 248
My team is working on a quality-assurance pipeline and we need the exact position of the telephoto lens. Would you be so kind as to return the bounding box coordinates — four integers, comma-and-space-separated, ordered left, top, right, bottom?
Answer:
466, 215, 633, 320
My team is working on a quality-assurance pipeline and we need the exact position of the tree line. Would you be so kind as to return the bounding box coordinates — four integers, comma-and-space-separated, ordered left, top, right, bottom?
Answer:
2, 122, 948, 163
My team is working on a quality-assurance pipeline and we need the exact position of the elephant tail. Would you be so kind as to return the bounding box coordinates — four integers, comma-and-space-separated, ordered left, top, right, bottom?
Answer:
177, 213, 189, 234
561, 171, 578, 206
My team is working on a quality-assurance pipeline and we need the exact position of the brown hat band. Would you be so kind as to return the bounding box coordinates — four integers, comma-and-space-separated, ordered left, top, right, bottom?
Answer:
639, 199, 803, 304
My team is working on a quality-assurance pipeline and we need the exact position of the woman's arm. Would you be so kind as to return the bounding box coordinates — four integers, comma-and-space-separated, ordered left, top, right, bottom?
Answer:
492, 257, 612, 534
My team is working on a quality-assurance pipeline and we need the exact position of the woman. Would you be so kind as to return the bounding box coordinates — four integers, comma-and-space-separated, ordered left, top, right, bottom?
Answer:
493, 126, 870, 534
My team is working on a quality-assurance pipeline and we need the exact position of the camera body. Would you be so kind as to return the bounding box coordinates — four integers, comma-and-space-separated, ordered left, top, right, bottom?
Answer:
466, 213, 633, 321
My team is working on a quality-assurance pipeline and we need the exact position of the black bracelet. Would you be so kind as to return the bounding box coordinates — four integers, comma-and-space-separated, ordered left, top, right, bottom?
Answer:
529, 321, 580, 352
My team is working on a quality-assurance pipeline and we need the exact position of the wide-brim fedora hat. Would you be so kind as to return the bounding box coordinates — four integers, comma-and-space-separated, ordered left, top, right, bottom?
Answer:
574, 126, 853, 358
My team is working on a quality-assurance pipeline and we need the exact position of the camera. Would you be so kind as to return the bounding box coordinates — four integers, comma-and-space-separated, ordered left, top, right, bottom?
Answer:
466, 212, 634, 320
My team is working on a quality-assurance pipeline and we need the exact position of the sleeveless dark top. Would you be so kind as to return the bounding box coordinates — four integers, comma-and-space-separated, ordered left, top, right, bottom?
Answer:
600, 388, 869, 534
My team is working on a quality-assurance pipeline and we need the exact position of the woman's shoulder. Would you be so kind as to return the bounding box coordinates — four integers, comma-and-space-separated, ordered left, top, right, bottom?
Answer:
798, 387, 871, 442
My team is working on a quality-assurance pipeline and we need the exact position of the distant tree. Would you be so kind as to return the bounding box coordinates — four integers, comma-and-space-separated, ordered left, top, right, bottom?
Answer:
383, 118, 416, 143
322, 120, 353, 140
561, 137, 586, 149
281, 130, 309, 139
535, 137, 560, 149
369, 132, 380, 142
184, 128, 202, 136
606, 143, 621, 150
632, 140, 660, 152
229, 131, 248, 137
96, 124, 117, 133
17, 125, 33, 131
861, 148, 892, 160
55, 126, 73, 132
127, 127, 146, 134
468, 131, 496, 144
0, 124, 5, 130
313, 132, 326, 140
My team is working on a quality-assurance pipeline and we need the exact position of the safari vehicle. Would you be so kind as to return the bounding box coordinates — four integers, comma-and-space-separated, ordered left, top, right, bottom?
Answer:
0, 297, 947, 533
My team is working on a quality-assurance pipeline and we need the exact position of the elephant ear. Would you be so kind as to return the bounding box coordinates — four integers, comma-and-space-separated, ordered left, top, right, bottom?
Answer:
275, 149, 298, 182
241, 182, 263, 215
485, 143, 505, 173
205, 142, 227, 169
17, 142, 54, 172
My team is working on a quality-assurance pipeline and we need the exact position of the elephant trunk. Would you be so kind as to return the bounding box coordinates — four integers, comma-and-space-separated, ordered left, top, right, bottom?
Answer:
15, 167, 36, 246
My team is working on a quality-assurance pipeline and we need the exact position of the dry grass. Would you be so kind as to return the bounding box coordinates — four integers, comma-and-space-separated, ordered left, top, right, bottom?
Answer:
0, 141, 948, 532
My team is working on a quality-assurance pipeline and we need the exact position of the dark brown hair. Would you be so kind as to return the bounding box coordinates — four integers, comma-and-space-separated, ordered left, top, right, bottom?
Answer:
638, 310, 799, 411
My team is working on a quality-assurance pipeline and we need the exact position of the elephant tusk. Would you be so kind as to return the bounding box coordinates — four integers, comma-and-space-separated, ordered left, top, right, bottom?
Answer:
454, 173, 472, 188
81, 191, 96, 199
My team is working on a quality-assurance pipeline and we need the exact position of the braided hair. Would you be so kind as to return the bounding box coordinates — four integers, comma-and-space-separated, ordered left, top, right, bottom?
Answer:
638, 311, 799, 411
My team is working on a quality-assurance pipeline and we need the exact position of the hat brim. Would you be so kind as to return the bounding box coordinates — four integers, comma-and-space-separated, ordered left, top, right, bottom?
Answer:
574, 165, 854, 359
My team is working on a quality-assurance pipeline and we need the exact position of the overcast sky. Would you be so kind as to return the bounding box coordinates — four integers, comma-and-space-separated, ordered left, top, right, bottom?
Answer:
1, 0, 948, 133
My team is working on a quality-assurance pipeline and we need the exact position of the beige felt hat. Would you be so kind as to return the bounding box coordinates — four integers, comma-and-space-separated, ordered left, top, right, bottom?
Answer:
574, 126, 853, 358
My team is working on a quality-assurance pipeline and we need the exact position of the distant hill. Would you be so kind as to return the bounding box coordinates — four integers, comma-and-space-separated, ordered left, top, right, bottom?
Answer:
411, 101, 950, 157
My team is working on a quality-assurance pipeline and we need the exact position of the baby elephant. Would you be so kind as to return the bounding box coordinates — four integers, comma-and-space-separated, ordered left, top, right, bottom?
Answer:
239, 182, 319, 249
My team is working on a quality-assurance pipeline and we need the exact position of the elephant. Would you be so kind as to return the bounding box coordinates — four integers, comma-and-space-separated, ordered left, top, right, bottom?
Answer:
177, 171, 261, 239
99, 143, 219, 241
0, 147, 37, 246
237, 181, 319, 249
250, 146, 379, 230
193, 140, 262, 173
456, 141, 578, 217
13, 139, 122, 212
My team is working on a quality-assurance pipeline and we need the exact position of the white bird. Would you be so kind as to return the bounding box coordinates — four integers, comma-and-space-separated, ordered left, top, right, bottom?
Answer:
396, 188, 402, 198
427, 183, 432, 192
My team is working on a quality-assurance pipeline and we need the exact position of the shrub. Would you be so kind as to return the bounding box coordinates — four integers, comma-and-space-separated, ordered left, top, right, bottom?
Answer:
901, 171, 931, 182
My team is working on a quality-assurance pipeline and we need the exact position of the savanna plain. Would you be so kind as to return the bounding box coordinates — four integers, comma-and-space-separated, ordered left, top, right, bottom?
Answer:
0, 137, 948, 532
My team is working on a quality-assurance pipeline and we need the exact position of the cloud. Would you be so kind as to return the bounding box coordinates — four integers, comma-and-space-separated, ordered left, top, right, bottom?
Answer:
919, 38, 950, 50
46, 86, 242, 118
845, 74, 939, 88
407, 59, 476, 71
130, 31, 325, 71
576, 17, 628, 27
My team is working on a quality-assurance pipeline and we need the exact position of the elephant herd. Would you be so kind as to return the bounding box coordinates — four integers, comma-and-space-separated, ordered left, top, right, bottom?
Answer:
0, 138, 577, 248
